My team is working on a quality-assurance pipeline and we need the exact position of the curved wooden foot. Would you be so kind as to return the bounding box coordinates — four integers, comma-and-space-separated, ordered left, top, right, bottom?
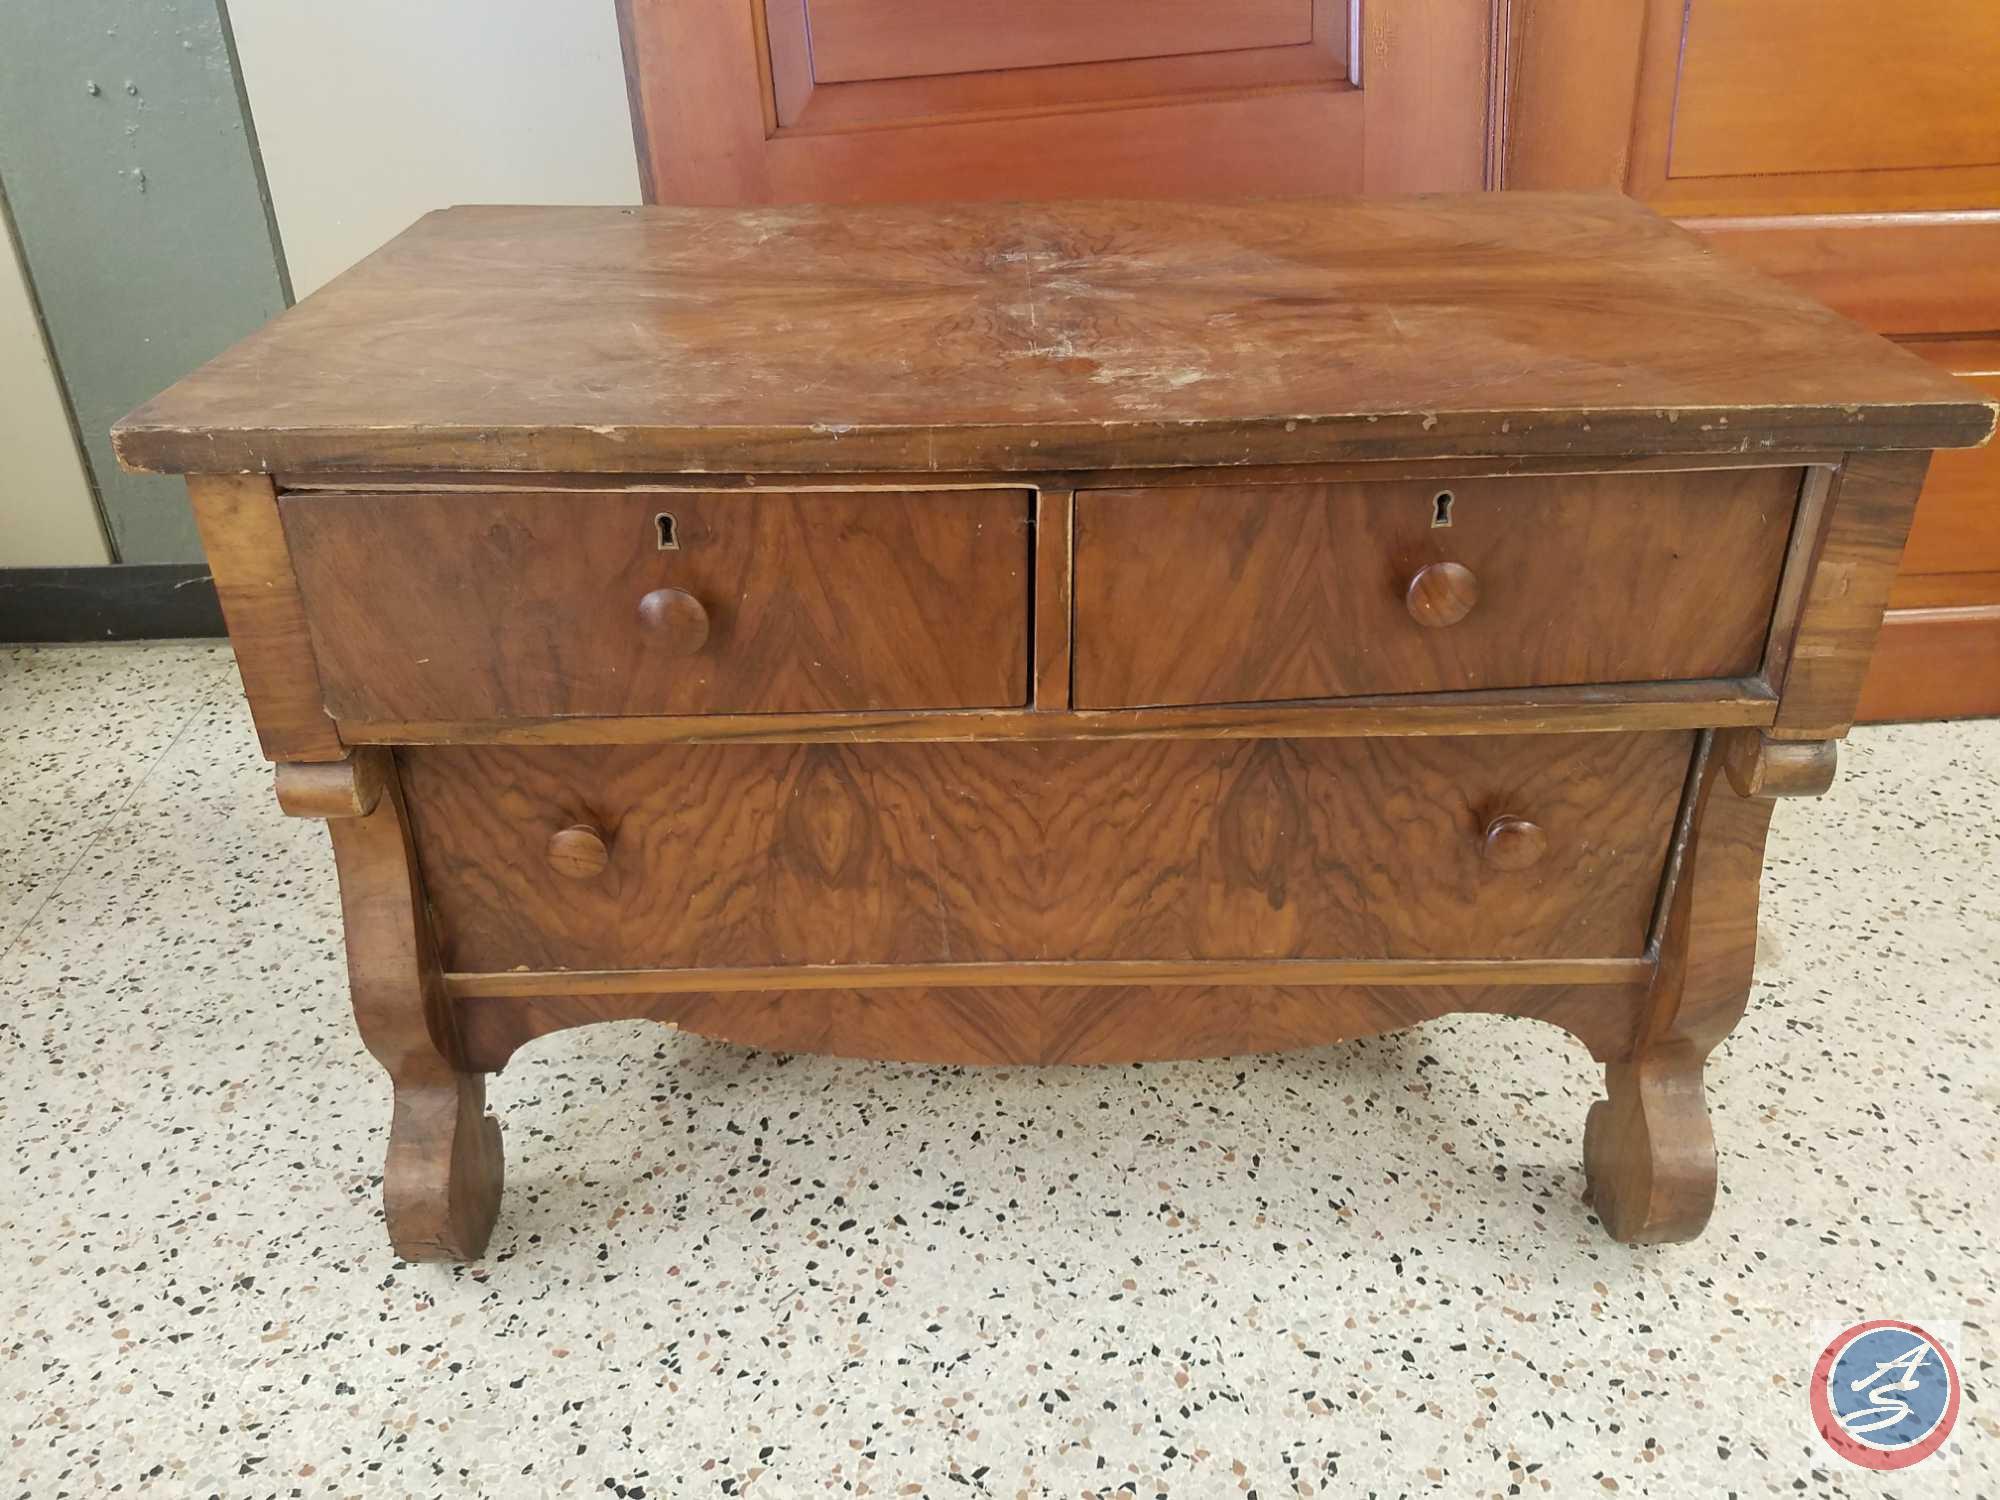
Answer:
1583, 1048, 1716, 1244
385, 1074, 504, 1262
305, 752, 507, 1262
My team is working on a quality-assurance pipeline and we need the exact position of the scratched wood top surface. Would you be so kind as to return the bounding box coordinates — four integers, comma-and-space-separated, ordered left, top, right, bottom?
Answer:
114, 193, 1994, 476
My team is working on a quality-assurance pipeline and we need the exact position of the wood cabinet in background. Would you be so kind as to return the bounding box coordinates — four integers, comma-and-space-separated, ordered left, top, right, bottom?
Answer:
1501, 0, 2000, 721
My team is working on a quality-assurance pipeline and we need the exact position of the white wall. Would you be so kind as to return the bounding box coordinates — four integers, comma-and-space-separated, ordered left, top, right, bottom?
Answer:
0, 227, 108, 566
227, 0, 642, 297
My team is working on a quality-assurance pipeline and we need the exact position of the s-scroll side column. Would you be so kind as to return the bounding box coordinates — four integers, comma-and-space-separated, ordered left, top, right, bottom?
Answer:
1583, 728, 1836, 1244
276, 748, 504, 1261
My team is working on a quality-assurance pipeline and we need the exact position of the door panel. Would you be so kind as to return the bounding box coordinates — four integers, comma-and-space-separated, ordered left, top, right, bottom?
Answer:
618, 0, 1491, 205
1671, 0, 2000, 180
1622, 0, 2000, 217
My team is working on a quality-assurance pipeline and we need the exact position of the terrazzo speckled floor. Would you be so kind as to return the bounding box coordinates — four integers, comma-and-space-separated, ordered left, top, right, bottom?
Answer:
2, 643, 1994, 1499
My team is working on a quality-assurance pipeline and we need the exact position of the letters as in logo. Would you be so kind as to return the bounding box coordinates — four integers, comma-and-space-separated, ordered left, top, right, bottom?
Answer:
1809, 1320, 1960, 1471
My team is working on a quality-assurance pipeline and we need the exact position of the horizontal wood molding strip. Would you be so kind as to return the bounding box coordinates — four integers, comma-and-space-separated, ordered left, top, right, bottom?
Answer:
119, 409, 1993, 477
1856, 604, 2000, 723
347, 680, 1778, 748
269, 451, 1848, 494
446, 957, 1653, 1000
1687, 212, 2000, 338
1888, 572, 2000, 610
454, 980, 1648, 1072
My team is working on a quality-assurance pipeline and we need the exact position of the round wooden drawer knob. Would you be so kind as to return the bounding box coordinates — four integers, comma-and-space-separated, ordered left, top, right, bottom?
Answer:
636, 587, 710, 655
546, 823, 610, 880
1483, 815, 1547, 872
1405, 561, 1479, 628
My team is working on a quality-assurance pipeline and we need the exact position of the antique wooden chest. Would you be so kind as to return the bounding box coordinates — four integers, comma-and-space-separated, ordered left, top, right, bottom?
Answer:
115, 195, 1994, 1260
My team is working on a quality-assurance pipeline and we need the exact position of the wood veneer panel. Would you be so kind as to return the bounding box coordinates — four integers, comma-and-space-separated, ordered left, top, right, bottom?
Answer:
1073, 470, 1800, 709
401, 732, 1694, 974
113, 197, 1994, 477
281, 488, 1030, 721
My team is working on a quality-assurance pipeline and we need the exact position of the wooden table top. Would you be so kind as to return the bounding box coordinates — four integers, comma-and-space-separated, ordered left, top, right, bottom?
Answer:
114, 193, 1994, 476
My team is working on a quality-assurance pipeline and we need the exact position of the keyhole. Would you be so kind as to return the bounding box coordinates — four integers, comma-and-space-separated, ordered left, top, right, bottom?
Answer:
655, 512, 679, 550
1431, 490, 1455, 527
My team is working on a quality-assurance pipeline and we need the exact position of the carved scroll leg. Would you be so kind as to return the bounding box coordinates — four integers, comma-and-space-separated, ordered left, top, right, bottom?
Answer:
1584, 731, 1824, 1244
379, 1065, 504, 1262
1584, 1045, 1716, 1244
280, 749, 504, 1261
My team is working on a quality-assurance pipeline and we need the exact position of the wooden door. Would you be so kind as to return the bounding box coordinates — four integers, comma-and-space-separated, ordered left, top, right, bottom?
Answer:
616, 0, 1497, 205
1500, 0, 2000, 722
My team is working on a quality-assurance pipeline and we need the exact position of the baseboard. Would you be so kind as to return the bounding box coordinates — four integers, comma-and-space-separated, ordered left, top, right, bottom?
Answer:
0, 563, 225, 643
1856, 604, 2000, 723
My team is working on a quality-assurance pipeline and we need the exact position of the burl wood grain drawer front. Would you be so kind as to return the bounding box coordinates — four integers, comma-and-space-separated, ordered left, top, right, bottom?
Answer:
402, 730, 1693, 973
280, 488, 1031, 721
1073, 469, 1803, 708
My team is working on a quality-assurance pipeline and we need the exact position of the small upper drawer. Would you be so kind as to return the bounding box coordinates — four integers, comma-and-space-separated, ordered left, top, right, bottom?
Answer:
1073, 469, 1803, 709
281, 487, 1031, 722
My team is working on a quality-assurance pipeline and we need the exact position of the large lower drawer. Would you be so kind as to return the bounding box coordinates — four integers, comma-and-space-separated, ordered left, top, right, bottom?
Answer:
403, 731, 1695, 972
281, 487, 1032, 721
1072, 469, 1802, 708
